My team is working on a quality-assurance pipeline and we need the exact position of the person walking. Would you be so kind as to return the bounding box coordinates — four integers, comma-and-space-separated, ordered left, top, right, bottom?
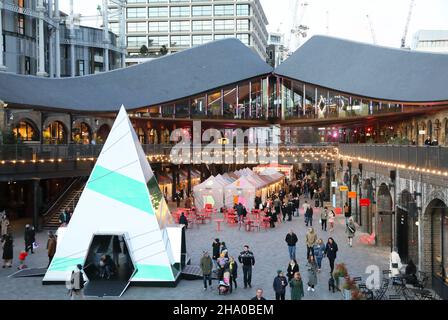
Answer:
46, 232, 57, 267
69, 264, 86, 300
305, 206, 314, 227
238, 245, 255, 289
328, 209, 335, 233
346, 217, 356, 247
212, 238, 221, 269
302, 201, 310, 223
1, 213, 10, 240
286, 259, 299, 282
324, 237, 338, 274
236, 203, 245, 231
285, 229, 298, 260
344, 202, 351, 225
313, 239, 326, 272
200, 251, 213, 291
306, 255, 318, 292
305, 227, 317, 259
273, 270, 288, 300
289, 272, 305, 300
2, 234, 13, 268
321, 207, 328, 231
24, 224, 35, 254
229, 256, 238, 293
293, 196, 300, 217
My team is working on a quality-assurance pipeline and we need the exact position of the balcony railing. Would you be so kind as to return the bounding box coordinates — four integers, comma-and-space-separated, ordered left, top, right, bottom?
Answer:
339, 144, 448, 171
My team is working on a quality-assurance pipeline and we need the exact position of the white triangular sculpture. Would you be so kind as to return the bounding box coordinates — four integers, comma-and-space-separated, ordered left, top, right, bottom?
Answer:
43, 106, 181, 284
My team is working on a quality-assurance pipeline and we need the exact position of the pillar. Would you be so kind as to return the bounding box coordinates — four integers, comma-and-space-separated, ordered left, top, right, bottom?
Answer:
69, 0, 75, 77
171, 166, 176, 202
0, 2, 7, 71
48, 0, 54, 77
36, 0, 48, 77
120, 1, 126, 68
102, 0, 110, 72
187, 165, 191, 196
54, 0, 61, 77
32, 178, 41, 231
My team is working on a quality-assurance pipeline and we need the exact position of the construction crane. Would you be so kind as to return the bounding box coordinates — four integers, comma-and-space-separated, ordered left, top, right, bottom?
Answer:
289, 0, 309, 54
366, 14, 377, 45
401, 0, 415, 48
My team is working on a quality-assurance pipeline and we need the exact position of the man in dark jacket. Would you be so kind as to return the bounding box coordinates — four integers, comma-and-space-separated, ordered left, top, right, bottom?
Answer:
24, 224, 35, 254
305, 206, 313, 227
285, 229, 298, 260
238, 245, 255, 289
251, 288, 266, 300
179, 212, 188, 229
293, 196, 300, 217
273, 270, 288, 300
212, 238, 221, 268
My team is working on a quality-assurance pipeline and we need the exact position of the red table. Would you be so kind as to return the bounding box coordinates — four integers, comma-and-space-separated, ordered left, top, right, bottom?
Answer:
214, 219, 224, 232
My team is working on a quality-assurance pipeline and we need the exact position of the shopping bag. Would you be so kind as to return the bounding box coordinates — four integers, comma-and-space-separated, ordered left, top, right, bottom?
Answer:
32, 242, 39, 250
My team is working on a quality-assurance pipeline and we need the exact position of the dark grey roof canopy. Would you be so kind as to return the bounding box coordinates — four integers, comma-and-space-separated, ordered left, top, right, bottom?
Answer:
0, 39, 272, 112
274, 35, 448, 103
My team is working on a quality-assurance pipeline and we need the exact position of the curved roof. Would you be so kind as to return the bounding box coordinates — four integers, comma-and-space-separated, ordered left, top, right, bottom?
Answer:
274, 35, 448, 103
0, 39, 272, 112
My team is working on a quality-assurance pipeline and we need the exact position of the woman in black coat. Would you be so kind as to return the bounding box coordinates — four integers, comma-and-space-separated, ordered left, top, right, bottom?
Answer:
324, 237, 338, 274
286, 259, 299, 281
2, 234, 13, 268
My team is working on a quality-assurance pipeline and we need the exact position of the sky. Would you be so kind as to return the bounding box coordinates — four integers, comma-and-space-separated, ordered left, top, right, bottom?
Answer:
60, 0, 448, 50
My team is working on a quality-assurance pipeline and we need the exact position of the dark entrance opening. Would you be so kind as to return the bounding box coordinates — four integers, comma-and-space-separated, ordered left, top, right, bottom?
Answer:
396, 190, 418, 264
83, 234, 135, 297
396, 207, 409, 262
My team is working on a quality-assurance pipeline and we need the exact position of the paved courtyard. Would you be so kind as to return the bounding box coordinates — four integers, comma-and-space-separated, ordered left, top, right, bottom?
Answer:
0, 201, 390, 300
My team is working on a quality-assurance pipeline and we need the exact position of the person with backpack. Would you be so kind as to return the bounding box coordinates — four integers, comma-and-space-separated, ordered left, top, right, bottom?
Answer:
346, 217, 356, 247
69, 264, 86, 300
273, 270, 288, 300
285, 229, 298, 260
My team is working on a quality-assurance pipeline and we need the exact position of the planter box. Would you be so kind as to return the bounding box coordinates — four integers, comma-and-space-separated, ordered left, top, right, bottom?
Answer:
343, 289, 352, 300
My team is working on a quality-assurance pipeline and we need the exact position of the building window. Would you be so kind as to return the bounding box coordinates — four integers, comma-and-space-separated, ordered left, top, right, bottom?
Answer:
170, 6, 190, 17
236, 19, 250, 31
43, 121, 67, 145
128, 22, 147, 33
128, 0, 147, 3
18, 14, 25, 35
236, 4, 250, 16
77, 60, 85, 76
192, 20, 212, 32
214, 34, 234, 41
148, 35, 168, 47
72, 122, 91, 144
214, 19, 235, 31
170, 21, 190, 32
127, 7, 147, 19
192, 5, 212, 16
236, 33, 250, 45
13, 120, 39, 142
170, 35, 190, 47
127, 36, 147, 48
192, 34, 212, 46
148, 21, 168, 32
214, 5, 234, 16
148, 6, 168, 17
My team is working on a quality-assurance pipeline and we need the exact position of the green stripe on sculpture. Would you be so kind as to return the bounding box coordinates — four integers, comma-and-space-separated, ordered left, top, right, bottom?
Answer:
87, 165, 154, 215
48, 257, 84, 272
133, 264, 175, 281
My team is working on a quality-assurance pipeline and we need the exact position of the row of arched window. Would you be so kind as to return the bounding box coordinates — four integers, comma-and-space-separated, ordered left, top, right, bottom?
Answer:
12, 120, 111, 145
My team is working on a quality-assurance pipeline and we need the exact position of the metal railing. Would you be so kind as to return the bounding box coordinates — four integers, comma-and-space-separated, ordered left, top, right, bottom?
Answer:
0, 143, 337, 162
339, 144, 448, 171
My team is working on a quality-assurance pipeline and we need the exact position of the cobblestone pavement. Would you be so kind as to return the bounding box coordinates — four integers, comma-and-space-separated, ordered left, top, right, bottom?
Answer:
0, 202, 390, 300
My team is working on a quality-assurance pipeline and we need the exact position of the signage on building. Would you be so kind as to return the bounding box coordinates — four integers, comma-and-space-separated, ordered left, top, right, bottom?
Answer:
360, 198, 371, 207
331, 181, 338, 187
348, 191, 357, 199
339, 186, 349, 192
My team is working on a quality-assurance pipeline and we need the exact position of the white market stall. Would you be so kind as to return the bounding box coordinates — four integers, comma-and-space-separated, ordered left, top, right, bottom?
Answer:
193, 176, 227, 209
224, 176, 258, 211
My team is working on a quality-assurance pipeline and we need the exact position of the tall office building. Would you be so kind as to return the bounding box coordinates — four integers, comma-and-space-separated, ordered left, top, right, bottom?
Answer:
266, 32, 288, 67
108, 0, 269, 64
412, 30, 448, 54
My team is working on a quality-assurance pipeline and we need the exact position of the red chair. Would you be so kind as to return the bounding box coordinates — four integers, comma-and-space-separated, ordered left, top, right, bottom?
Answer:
205, 203, 213, 210
261, 217, 271, 230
